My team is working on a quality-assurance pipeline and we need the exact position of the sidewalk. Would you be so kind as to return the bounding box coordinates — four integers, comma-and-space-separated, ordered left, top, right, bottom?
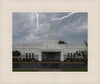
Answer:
13, 61, 86, 64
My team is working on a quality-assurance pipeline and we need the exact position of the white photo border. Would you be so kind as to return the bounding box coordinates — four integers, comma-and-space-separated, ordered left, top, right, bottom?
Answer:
0, 0, 100, 84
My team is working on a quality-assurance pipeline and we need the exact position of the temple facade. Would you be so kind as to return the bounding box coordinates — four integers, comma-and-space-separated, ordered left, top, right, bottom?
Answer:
13, 21, 87, 61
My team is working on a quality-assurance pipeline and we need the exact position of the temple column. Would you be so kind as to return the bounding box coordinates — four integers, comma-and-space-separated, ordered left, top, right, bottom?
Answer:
61, 51, 64, 61
38, 52, 42, 61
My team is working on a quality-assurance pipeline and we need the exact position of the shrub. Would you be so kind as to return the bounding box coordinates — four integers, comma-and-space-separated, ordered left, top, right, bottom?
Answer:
13, 50, 21, 56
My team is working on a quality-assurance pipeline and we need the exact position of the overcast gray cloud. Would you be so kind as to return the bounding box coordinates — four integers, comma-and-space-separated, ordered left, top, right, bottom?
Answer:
13, 12, 88, 44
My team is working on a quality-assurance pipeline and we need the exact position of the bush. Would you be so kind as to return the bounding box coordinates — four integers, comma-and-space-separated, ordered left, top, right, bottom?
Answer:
13, 50, 21, 56
64, 59, 67, 62
13, 58, 19, 62
34, 59, 38, 62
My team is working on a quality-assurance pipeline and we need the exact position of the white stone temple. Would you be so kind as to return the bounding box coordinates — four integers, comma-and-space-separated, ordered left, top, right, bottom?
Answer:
13, 21, 87, 61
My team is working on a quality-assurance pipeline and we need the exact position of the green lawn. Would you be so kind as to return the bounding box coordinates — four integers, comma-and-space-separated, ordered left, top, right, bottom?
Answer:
13, 68, 87, 72
61, 68, 87, 71
13, 70, 38, 72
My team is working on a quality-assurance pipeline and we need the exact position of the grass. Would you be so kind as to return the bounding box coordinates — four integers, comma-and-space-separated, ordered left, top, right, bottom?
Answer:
13, 70, 38, 72
61, 68, 87, 71
13, 68, 87, 72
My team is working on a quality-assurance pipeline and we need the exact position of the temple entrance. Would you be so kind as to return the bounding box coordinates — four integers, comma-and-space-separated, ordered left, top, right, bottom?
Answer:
42, 52, 61, 62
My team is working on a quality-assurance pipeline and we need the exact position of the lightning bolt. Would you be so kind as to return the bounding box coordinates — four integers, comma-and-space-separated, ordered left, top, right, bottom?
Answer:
35, 13, 39, 33
34, 12, 76, 33
51, 12, 76, 21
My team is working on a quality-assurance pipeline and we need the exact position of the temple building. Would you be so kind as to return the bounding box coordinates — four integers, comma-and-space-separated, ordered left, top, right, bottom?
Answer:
13, 21, 87, 61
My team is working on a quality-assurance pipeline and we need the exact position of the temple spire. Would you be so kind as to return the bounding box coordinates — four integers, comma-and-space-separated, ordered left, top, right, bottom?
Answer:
49, 21, 53, 40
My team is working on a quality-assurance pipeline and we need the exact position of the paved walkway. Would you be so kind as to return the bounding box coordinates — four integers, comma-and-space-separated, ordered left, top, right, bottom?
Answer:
13, 68, 62, 71
13, 62, 85, 64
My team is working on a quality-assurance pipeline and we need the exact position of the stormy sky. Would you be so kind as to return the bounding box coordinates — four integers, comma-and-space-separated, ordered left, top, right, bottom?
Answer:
13, 12, 88, 44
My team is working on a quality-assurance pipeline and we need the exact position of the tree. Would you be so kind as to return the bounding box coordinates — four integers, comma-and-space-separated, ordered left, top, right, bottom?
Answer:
84, 41, 88, 62
58, 40, 67, 44
84, 41, 88, 47
75, 50, 87, 62
13, 50, 21, 56
76, 51, 81, 56
82, 50, 88, 61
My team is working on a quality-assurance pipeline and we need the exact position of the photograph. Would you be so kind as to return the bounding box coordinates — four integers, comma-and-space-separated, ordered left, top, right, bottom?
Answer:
12, 12, 88, 71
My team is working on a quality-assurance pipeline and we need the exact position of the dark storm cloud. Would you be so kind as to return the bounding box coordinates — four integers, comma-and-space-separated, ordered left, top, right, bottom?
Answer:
13, 12, 88, 44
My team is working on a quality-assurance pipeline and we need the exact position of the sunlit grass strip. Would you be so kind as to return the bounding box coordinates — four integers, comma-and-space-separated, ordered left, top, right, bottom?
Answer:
13, 70, 38, 72
61, 68, 87, 71
13, 69, 87, 72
